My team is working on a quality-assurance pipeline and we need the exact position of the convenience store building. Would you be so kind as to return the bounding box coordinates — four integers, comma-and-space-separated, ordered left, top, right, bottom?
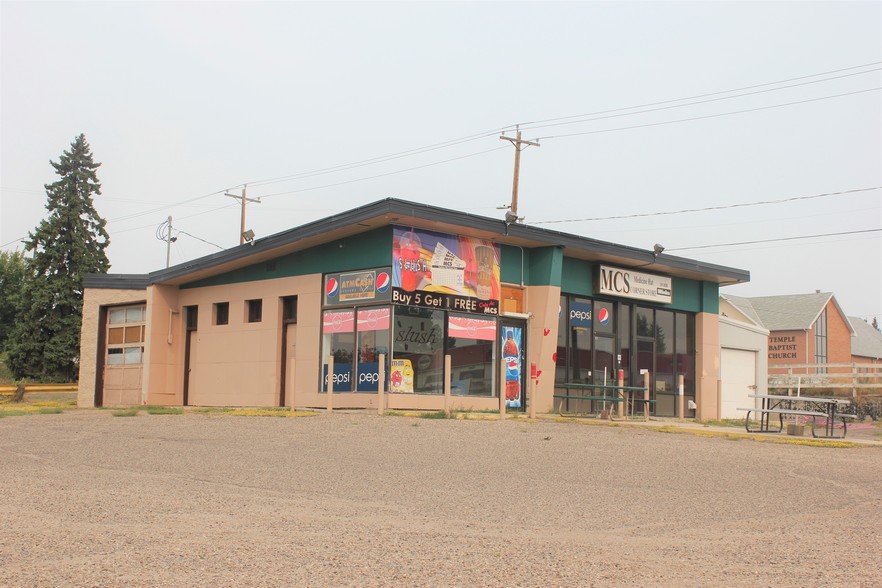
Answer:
78, 198, 750, 419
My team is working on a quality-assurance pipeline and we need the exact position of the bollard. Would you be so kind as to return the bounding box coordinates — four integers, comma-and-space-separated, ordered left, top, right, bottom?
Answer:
617, 369, 625, 418
444, 354, 452, 417
528, 362, 536, 420
499, 358, 506, 419
377, 353, 385, 416
326, 355, 334, 412
643, 371, 650, 421
678, 374, 685, 419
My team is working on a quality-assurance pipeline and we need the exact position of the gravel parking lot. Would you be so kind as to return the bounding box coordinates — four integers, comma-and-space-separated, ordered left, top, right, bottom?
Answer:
1, 410, 880, 587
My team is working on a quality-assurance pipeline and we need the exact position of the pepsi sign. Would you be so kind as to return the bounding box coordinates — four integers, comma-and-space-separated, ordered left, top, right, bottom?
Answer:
324, 267, 393, 307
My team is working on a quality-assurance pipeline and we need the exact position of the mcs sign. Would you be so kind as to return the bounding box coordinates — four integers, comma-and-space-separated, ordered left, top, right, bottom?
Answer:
597, 265, 673, 304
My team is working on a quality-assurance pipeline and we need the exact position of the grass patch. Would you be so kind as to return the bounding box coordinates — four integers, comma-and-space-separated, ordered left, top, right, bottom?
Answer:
699, 418, 746, 428
0, 399, 68, 417
419, 410, 455, 419
111, 408, 140, 417
144, 406, 183, 415
229, 408, 294, 417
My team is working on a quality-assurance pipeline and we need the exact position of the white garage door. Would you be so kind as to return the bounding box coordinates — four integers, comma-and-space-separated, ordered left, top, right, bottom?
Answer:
720, 348, 757, 419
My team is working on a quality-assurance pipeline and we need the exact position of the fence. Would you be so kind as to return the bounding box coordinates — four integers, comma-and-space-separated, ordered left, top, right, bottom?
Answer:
0, 383, 78, 395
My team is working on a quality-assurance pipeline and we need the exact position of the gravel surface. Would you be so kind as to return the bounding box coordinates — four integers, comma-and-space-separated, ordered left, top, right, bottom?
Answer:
1, 410, 880, 587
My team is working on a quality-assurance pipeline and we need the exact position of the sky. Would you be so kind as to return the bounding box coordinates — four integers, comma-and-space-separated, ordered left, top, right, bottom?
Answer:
2, 1, 880, 322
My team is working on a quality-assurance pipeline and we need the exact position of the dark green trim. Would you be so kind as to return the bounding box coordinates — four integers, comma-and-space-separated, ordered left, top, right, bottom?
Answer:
560, 257, 593, 296
499, 244, 528, 285
527, 247, 563, 287
182, 227, 392, 289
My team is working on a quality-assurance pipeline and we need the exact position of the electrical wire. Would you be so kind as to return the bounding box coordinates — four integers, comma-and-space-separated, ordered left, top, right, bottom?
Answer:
176, 230, 224, 250
520, 62, 882, 131
534, 87, 882, 142
666, 228, 881, 251
530, 187, 882, 225
257, 145, 509, 199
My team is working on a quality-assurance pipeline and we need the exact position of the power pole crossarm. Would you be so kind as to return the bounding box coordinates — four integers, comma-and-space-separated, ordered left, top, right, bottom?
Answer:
224, 185, 261, 245
500, 126, 539, 216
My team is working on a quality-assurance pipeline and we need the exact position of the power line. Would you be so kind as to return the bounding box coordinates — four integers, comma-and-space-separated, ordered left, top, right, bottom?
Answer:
257, 145, 509, 199
531, 186, 882, 225
534, 87, 882, 142
176, 230, 224, 250
517, 62, 881, 129
666, 228, 881, 252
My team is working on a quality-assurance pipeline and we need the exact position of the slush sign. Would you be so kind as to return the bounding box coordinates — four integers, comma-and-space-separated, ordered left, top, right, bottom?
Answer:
597, 265, 672, 304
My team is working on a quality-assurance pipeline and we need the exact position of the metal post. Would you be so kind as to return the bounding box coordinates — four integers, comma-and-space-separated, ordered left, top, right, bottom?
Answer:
643, 371, 650, 421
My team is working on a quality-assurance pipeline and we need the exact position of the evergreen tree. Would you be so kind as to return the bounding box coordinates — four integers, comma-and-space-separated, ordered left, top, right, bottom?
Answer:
5, 134, 110, 381
0, 251, 28, 348
873, 317, 880, 332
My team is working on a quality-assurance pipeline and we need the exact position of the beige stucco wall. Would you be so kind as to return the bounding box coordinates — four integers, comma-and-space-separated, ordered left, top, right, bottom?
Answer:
695, 312, 721, 420
523, 284, 562, 413
176, 274, 322, 408
78, 287, 148, 408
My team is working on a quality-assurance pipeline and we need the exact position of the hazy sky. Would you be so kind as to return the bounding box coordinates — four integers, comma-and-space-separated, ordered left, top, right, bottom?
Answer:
2, 1, 880, 321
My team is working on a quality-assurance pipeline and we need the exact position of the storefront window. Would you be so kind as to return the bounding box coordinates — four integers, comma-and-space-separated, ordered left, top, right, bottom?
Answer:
555, 297, 568, 384
676, 313, 695, 415
448, 314, 496, 396
654, 310, 675, 414
322, 310, 355, 392
569, 298, 593, 383
356, 307, 390, 392
391, 307, 444, 394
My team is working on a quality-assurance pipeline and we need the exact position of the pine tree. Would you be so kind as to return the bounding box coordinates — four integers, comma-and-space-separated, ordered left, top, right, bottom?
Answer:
5, 134, 110, 381
873, 317, 880, 332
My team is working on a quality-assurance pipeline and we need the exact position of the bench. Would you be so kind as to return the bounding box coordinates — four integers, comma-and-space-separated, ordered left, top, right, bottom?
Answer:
739, 407, 851, 437
555, 382, 654, 420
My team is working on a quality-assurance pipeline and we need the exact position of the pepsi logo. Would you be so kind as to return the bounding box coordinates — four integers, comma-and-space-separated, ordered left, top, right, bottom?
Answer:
376, 272, 390, 293
326, 277, 338, 298
598, 307, 610, 325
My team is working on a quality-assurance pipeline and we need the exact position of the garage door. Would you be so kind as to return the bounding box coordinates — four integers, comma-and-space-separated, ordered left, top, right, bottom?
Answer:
720, 348, 757, 419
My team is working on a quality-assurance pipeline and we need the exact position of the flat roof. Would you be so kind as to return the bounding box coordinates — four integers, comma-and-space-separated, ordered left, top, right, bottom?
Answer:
84, 197, 750, 289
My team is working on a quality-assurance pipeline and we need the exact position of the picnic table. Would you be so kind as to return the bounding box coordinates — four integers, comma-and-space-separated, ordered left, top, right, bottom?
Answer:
739, 394, 856, 439
555, 382, 655, 419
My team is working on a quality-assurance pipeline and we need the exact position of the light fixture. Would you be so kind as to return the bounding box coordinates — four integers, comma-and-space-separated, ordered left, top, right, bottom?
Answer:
652, 243, 665, 260
242, 229, 255, 244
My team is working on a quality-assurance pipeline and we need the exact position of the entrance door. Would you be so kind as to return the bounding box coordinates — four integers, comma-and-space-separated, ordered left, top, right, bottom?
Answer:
500, 319, 526, 412
182, 306, 198, 406
279, 296, 298, 408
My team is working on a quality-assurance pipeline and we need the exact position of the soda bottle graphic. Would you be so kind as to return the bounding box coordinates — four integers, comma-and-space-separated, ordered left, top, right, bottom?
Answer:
503, 329, 520, 405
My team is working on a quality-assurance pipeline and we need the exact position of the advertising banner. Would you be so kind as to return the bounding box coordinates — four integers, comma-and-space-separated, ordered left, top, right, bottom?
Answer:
502, 326, 523, 408
324, 267, 392, 306
392, 227, 500, 315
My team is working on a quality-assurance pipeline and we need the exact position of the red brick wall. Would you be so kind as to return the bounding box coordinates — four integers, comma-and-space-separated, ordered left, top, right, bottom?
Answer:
768, 330, 809, 374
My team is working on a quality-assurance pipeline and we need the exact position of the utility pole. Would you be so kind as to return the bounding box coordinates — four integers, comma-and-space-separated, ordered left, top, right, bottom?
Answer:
165, 216, 173, 269
225, 185, 261, 245
500, 125, 540, 216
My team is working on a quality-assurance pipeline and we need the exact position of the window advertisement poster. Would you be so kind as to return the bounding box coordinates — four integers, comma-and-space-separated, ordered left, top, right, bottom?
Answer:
392, 226, 500, 315
324, 267, 392, 307
356, 308, 391, 392
569, 299, 592, 330
322, 310, 354, 392
502, 326, 523, 408
389, 359, 414, 393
